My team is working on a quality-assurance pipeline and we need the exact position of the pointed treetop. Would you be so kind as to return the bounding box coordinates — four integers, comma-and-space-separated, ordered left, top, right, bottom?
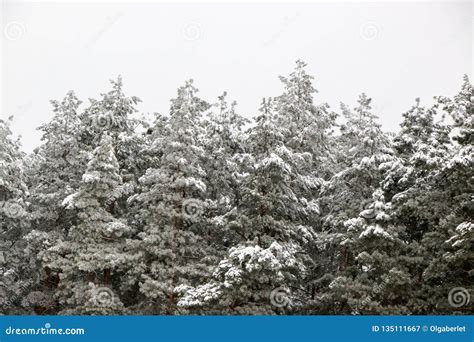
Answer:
357, 93, 372, 109
170, 80, 210, 120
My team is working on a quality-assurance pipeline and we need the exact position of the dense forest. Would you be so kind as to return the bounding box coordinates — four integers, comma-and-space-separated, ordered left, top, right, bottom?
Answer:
0, 61, 472, 315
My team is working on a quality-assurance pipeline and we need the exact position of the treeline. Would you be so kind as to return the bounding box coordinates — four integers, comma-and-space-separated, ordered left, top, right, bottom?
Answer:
0, 61, 472, 315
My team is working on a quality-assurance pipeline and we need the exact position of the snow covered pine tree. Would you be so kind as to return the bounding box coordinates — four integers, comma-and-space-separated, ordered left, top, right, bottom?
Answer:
1, 63, 472, 315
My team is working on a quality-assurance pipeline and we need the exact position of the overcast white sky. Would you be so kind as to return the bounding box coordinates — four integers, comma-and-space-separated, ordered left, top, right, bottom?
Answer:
1, 1, 472, 152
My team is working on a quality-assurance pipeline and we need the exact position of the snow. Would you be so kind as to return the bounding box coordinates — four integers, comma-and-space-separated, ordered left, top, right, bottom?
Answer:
2, 60, 471, 316
61, 193, 78, 208
359, 224, 393, 240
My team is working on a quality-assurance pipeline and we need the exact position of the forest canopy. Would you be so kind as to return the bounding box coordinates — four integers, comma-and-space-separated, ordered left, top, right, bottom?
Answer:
0, 61, 472, 315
